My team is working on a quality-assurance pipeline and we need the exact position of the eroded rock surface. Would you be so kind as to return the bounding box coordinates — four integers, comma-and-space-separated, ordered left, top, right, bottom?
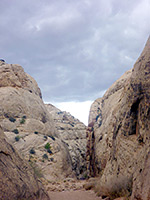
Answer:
87, 37, 150, 200
0, 62, 74, 183
0, 126, 50, 200
0, 62, 87, 186
45, 104, 87, 179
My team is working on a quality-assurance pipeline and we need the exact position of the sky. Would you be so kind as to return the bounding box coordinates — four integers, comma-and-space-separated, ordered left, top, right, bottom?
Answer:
0, 0, 150, 125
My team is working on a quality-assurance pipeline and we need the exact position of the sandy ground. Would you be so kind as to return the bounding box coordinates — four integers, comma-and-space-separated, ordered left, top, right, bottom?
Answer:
49, 189, 101, 200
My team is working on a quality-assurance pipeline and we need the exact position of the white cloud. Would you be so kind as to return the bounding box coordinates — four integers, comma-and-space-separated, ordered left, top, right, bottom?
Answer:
51, 101, 93, 125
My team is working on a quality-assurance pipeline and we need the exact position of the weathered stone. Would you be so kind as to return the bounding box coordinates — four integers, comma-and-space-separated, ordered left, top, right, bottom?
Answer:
0, 62, 74, 183
87, 37, 150, 200
45, 104, 87, 179
0, 126, 50, 200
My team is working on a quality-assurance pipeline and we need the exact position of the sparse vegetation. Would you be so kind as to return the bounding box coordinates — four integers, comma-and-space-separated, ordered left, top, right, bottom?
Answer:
94, 175, 133, 200
45, 142, 51, 150
44, 135, 48, 140
15, 136, 20, 141
34, 131, 39, 134
49, 135, 55, 141
43, 153, 48, 159
29, 148, 36, 154
20, 117, 25, 124
9, 117, 16, 123
47, 149, 52, 154
50, 157, 54, 162
12, 129, 19, 134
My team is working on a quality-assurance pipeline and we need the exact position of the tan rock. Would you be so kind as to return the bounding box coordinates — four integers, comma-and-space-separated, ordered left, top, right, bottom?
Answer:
0, 126, 50, 200
0, 62, 74, 183
87, 37, 150, 200
45, 104, 87, 179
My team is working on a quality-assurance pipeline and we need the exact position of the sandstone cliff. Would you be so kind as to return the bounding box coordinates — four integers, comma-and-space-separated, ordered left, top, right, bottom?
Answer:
45, 104, 87, 179
0, 62, 74, 183
0, 126, 50, 200
87, 37, 150, 200
0, 61, 87, 189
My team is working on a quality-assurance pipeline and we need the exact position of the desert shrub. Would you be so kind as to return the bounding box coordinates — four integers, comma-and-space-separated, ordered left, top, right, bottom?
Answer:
29, 148, 36, 154
9, 117, 16, 123
94, 175, 133, 199
12, 129, 19, 134
15, 136, 20, 141
49, 135, 55, 141
45, 142, 51, 150
20, 117, 25, 124
34, 131, 38, 134
84, 178, 97, 190
44, 135, 48, 140
22, 115, 26, 119
47, 149, 52, 154
43, 153, 48, 159
50, 157, 54, 162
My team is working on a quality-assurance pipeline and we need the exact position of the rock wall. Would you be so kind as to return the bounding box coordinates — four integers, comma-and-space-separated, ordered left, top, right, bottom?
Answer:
87, 37, 150, 200
0, 62, 74, 183
0, 61, 87, 185
0, 126, 50, 200
45, 104, 87, 179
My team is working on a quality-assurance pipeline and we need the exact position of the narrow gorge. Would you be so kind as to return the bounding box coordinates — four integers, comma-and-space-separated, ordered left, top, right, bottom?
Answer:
1, 37, 150, 200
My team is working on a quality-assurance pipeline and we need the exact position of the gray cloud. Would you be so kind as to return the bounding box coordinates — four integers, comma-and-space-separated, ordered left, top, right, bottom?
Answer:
0, 0, 150, 102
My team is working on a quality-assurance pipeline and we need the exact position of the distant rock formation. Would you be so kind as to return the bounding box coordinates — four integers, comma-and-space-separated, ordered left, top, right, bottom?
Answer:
0, 126, 50, 200
45, 104, 87, 179
87, 37, 150, 199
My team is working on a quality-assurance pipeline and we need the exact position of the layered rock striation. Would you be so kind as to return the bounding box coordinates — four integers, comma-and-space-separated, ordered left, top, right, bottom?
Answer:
87, 37, 150, 199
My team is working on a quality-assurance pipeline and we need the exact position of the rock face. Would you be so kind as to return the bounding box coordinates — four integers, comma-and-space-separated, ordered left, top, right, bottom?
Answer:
45, 104, 87, 178
0, 126, 50, 200
87, 37, 150, 199
0, 62, 74, 183
0, 61, 87, 186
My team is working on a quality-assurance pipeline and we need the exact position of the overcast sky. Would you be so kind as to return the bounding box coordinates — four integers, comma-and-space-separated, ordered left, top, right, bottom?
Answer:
0, 0, 150, 124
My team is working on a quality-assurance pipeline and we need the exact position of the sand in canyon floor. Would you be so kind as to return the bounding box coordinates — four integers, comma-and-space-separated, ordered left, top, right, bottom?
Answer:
49, 189, 101, 200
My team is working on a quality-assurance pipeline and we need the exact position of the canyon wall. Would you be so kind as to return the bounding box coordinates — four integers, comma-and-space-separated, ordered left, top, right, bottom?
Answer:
87, 37, 150, 200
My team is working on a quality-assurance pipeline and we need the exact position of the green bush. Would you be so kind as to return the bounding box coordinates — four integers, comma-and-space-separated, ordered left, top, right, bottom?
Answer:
29, 148, 35, 154
15, 136, 20, 141
20, 118, 25, 124
43, 153, 48, 159
9, 117, 16, 123
12, 129, 19, 134
45, 142, 51, 150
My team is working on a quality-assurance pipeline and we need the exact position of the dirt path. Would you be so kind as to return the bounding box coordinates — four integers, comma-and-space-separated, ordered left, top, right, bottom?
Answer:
49, 190, 101, 200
